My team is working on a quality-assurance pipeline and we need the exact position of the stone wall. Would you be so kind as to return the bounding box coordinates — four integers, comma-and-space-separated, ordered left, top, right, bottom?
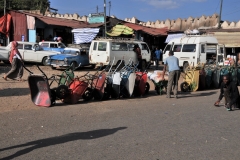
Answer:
124, 14, 240, 30
27, 10, 88, 22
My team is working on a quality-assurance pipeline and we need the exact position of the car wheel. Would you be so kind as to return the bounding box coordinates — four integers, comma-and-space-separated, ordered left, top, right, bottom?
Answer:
42, 57, 48, 66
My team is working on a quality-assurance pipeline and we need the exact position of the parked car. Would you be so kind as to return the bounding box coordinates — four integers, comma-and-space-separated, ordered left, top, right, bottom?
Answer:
0, 41, 60, 65
39, 41, 66, 53
48, 47, 94, 70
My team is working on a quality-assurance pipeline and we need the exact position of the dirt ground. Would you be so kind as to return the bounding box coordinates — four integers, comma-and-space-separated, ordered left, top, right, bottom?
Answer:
0, 62, 183, 113
0, 63, 105, 113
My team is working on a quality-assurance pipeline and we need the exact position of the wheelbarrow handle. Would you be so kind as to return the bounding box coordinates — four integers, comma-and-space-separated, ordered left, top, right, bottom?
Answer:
22, 65, 33, 75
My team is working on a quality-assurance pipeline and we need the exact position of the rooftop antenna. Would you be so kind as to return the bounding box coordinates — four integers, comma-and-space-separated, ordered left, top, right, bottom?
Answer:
97, 5, 98, 13
109, 1, 111, 16
218, 0, 223, 29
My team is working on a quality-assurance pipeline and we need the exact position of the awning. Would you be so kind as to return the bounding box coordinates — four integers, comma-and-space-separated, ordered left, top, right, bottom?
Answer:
165, 33, 184, 43
106, 24, 134, 36
123, 23, 168, 36
72, 28, 100, 44
0, 14, 12, 37
202, 30, 240, 47
10, 10, 103, 29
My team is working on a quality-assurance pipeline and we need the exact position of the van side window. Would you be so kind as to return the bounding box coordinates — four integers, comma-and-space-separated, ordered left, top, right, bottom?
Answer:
163, 45, 171, 54
201, 44, 205, 53
112, 42, 128, 51
173, 45, 182, 52
98, 42, 107, 51
182, 44, 196, 52
93, 42, 97, 50
128, 43, 135, 51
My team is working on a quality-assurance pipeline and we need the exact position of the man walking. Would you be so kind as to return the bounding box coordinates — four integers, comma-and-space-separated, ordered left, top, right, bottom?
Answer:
162, 51, 180, 98
154, 47, 161, 70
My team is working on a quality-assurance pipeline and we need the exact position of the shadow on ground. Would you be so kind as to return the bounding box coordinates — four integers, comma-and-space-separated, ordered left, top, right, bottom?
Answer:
0, 127, 127, 160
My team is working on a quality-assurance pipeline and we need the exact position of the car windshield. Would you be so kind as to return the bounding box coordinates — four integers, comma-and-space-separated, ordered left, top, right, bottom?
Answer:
62, 49, 79, 55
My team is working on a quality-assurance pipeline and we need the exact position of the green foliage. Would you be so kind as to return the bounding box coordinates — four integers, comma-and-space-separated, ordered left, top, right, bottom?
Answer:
0, 0, 50, 15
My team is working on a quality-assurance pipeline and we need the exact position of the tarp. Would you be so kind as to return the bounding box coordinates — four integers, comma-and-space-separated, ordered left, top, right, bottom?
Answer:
106, 24, 134, 36
72, 28, 100, 44
0, 14, 12, 37
165, 33, 184, 43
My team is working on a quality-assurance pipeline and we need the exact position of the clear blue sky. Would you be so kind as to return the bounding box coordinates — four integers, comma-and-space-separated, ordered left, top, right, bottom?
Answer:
49, 0, 240, 23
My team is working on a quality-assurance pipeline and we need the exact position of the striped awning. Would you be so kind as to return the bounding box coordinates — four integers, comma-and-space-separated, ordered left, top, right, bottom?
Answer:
72, 28, 100, 44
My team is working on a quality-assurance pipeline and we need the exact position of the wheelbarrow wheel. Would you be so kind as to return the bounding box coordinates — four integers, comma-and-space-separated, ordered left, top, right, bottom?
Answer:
180, 82, 190, 92
56, 85, 70, 99
82, 87, 93, 101
145, 82, 150, 94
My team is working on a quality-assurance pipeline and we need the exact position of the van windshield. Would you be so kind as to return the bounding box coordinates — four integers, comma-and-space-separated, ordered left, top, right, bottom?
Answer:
163, 45, 171, 54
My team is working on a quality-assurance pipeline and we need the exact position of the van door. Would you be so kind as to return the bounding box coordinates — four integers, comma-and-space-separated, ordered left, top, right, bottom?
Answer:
217, 44, 225, 65
199, 43, 207, 64
91, 41, 108, 65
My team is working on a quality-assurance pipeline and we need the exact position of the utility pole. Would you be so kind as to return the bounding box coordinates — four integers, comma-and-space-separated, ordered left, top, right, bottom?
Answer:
218, 0, 223, 29
96, 5, 98, 13
4, 0, 6, 15
104, 0, 106, 37
109, 1, 111, 16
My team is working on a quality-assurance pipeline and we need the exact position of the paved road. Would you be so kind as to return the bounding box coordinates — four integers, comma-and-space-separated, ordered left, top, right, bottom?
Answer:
1, 88, 240, 160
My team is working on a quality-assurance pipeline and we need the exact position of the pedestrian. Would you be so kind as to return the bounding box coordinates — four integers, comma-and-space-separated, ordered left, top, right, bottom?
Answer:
162, 50, 180, 98
2, 41, 24, 81
134, 44, 142, 71
214, 75, 240, 111
154, 47, 161, 70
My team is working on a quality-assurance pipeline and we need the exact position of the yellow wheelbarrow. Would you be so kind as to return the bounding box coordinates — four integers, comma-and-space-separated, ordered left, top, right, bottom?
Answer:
180, 65, 200, 92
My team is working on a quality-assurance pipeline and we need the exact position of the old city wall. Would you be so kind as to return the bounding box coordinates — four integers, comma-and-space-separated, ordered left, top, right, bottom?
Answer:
28, 11, 240, 30
125, 14, 240, 30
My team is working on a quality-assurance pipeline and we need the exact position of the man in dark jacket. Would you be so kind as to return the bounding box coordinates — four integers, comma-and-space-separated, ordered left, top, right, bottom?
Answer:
214, 75, 240, 111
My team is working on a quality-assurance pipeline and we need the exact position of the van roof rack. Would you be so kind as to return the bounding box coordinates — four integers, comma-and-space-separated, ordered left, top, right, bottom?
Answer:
94, 36, 143, 42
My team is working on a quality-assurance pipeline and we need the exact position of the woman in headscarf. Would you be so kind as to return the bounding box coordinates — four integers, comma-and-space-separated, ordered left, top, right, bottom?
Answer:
3, 41, 24, 81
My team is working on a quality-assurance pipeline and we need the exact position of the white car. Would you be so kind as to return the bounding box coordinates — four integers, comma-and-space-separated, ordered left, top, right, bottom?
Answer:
5, 41, 60, 65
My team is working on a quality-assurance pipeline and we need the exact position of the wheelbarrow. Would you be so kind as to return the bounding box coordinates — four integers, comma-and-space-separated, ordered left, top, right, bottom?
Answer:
147, 70, 168, 95
180, 66, 200, 92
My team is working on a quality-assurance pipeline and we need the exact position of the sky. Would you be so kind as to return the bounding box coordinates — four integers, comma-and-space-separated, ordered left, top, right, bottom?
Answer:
49, 0, 240, 23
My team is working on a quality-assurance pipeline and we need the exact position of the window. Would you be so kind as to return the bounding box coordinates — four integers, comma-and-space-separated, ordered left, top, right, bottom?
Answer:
173, 45, 182, 52
50, 44, 57, 48
98, 42, 107, 51
24, 44, 32, 50
141, 43, 148, 50
41, 43, 49, 47
182, 44, 196, 52
163, 45, 171, 54
201, 44, 205, 53
93, 42, 97, 50
17, 44, 23, 49
128, 43, 135, 51
112, 42, 128, 51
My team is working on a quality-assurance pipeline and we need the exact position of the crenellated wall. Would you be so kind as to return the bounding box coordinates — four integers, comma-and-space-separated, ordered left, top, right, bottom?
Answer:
124, 14, 240, 30
27, 10, 88, 22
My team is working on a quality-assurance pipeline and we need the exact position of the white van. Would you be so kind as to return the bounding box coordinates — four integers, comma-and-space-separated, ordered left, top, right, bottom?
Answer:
89, 38, 151, 69
163, 35, 225, 71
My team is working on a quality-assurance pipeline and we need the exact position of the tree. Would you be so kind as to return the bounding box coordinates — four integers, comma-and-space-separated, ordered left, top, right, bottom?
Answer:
0, 0, 50, 15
